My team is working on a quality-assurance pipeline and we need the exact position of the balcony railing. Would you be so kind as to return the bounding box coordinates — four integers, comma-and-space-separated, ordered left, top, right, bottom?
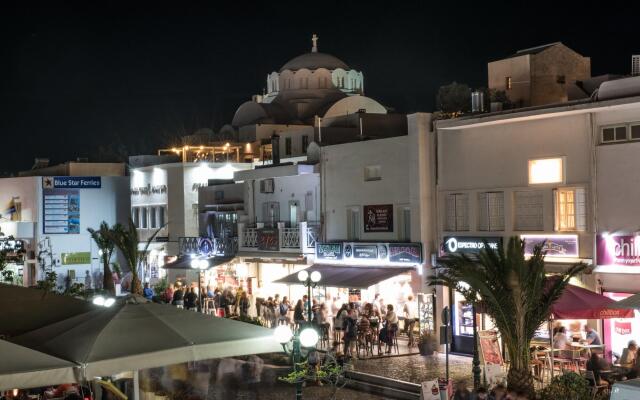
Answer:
178, 236, 238, 257
238, 221, 319, 254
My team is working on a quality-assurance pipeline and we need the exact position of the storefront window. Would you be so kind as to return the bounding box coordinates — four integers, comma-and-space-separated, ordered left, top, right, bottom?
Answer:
603, 292, 639, 357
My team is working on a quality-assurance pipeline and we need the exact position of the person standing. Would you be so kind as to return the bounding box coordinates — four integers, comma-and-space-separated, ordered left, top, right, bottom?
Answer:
403, 295, 418, 347
164, 283, 175, 304
294, 299, 306, 328
172, 284, 184, 308
184, 287, 197, 311
239, 291, 250, 317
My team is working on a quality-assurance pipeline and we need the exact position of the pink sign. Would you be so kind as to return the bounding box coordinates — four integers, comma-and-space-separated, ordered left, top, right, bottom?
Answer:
597, 234, 640, 266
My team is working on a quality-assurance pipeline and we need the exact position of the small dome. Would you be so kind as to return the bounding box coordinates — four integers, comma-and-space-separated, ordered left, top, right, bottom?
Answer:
280, 52, 349, 72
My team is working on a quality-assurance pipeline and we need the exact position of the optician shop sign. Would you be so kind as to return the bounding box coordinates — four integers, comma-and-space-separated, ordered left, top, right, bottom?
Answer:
315, 242, 422, 265
597, 234, 640, 266
521, 234, 578, 258
443, 236, 502, 254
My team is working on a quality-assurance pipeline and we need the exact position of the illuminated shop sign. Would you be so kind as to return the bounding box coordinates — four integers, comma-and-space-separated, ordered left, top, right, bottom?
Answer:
520, 234, 578, 258
315, 242, 422, 265
443, 236, 502, 254
43, 176, 101, 189
597, 234, 640, 266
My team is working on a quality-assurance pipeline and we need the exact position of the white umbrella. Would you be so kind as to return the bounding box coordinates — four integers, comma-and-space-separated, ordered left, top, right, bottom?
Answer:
11, 301, 281, 379
611, 293, 640, 309
0, 339, 79, 390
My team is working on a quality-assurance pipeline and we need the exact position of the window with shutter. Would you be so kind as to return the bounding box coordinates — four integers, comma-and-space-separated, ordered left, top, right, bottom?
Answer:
445, 195, 456, 231
554, 187, 587, 232
445, 194, 469, 231
514, 191, 544, 231
479, 192, 504, 231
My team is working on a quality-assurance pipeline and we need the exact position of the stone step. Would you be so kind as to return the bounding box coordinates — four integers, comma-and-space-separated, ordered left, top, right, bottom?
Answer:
344, 370, 421, 400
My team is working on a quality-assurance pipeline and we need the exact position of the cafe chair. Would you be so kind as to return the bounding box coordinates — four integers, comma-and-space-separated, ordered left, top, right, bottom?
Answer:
584, 370, 609, 399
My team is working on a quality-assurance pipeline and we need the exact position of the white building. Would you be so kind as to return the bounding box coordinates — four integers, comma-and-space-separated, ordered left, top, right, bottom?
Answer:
434, 88, 640, 356
0, 162, 129, 289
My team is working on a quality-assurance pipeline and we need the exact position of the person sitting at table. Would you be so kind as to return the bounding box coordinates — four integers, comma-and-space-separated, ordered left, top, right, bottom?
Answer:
620, 340, 637, 368
584, 325, 602, 345
553, 326, 572, 359
586, 352, 611, 386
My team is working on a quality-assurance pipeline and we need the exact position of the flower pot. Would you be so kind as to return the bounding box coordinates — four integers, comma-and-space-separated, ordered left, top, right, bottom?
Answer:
419, 342, 435, 356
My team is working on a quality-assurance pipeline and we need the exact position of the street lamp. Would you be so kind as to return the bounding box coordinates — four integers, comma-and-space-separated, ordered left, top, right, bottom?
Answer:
274, 324, 320, 400
92, 295, 116, 307
472, 302, 481, 389
297, 270, 321, 323
190, 258, 209, 312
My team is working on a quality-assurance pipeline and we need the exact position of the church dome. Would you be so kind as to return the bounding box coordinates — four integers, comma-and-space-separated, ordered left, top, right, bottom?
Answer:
280, 52, 349, 72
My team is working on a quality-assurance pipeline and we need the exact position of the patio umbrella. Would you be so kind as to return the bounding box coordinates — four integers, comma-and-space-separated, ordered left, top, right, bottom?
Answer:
0, 283, 96, 337
610, 293, 640, 309
0, 339, 79, 390
11, 300, 281, 379
550, 283, 634, 319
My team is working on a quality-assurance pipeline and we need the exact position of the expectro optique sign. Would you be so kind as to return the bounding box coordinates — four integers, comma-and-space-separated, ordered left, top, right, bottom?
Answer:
443, 236, 502, 254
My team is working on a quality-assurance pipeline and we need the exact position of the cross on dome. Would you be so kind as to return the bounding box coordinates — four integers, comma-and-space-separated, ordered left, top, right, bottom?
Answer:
311, 34, 319, 53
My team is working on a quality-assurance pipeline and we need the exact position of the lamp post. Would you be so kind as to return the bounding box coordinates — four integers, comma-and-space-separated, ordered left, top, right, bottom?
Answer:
472, 302, 481, 389
274, 324, 320, 400
297, 270, 321, 323
190, 258, 209, 313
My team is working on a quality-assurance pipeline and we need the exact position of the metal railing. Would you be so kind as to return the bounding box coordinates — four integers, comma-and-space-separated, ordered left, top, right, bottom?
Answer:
281, 228, 300, 249
242, 227, 258, 248
305, 223, 320, 249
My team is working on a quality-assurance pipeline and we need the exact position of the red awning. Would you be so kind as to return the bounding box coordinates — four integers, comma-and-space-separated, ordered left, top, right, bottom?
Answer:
550, 283, 634, 320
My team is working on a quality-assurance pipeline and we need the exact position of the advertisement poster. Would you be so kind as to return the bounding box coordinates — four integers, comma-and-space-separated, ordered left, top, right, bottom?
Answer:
363, 204, 393, 232
478, 330, 503, 366
43, 189, 80, 234
603, 292, 639, 356
597, 234, 640, 266
353, 244, 378, 259
521, 234, 578, 257
257, 228, 279, 251
420, 380, 441, 400
389, 243, 422, 263
61, 252, 91, 265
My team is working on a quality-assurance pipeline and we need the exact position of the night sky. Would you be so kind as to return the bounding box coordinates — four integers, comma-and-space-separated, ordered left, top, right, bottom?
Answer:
1, 2, 638, 173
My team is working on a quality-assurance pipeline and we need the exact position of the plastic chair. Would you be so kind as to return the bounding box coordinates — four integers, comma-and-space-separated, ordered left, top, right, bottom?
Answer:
584, 370, 609, 399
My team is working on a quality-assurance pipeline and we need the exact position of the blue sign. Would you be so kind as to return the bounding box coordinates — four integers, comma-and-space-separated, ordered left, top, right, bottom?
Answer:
43, 176, 101, 189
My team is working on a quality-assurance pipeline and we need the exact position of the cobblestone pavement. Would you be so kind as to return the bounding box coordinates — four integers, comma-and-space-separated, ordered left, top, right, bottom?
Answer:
353, 353, 473, 384
226, 384, 387, 399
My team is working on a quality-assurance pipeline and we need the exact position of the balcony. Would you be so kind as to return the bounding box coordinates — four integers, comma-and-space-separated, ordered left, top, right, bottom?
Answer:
238, 221, 319, 254
137, 226, 169, 243
178, 236, 238, 257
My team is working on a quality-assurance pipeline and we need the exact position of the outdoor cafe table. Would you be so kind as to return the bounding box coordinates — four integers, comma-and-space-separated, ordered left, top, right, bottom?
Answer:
569, 343, 605, 355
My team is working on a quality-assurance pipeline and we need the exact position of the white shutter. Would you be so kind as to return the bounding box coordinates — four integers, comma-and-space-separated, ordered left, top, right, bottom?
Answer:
478, 193, 488, 231
488, 192, 505, 231
514, 191, 543, 231
575, 187, 587, 231
445, 195, 456, 231
455, 194, 469, 231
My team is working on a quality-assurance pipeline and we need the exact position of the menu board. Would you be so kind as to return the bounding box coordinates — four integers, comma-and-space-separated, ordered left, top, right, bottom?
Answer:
478, 330, 504, 366
43, 189, 80, 234
363, 204, 393, 232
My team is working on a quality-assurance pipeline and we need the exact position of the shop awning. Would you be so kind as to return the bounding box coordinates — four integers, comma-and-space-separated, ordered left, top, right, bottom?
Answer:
611, 293, 640, 310
163, 255, 235, 270
273, 264, 413, 289
549, 281, 634, 319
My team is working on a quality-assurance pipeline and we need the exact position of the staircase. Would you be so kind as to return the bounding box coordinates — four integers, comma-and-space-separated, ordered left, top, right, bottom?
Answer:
344, 370, 421, 400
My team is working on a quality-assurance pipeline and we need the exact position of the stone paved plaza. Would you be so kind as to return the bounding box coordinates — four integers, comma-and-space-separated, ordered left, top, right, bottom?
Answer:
353, 353, 474, 384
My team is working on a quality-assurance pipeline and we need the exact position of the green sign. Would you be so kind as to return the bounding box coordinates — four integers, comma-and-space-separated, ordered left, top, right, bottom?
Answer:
61, 252, 91, 265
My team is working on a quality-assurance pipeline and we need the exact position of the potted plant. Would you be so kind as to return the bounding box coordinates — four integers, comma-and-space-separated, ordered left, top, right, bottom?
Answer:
418, 330, 439, 356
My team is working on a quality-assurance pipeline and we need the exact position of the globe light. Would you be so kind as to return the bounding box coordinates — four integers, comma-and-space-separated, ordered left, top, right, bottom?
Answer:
297, 270, 309, 282
310, 271, 321, 283
190, 259, 200, 269
273, 325, 293, 344
198, 259, 209, 270
104, 298, 116, 307
299, 328, 319, 348
92, 296, 105, 306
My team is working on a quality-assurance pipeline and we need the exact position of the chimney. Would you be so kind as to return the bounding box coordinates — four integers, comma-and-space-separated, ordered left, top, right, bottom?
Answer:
271, 134, 280, 165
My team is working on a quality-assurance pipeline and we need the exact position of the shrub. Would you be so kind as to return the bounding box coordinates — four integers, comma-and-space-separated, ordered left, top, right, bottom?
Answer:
538, 372, 591, 400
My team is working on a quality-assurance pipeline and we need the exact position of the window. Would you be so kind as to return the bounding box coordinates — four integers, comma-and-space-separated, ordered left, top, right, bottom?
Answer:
631, 124, 640, 140
140, 207, 148, 229
302, 135, 309, 154
528, 157, 564, 185
285, 137, 292, 156
364, 165, 382, 181
554, 187, 586, 231
478, 192, 504, 231
514, 191, 544, 231
157, 206, 166, 228
506, 76, 512, 90
132, 208, 139, 228
347, 208, 360, 240
400, 207, 411, 241
262, 202, 280, 227
259, 178, 274, 193
601, 126, 627, 143
149, 207, 157, 229
445, 193, 469, 231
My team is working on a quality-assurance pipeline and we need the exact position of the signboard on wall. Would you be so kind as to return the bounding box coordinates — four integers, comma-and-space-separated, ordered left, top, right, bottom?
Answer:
43, 176, 101, 189
353, 244, 378, 259
521, 234, 578, 258
443, 236, 502, 254
43, 189, 80, 234
257, 228, 279, 251
363, 204, 393, 232
316, 243, 343, 261
597, 234, 640, 266
389, 243, 422, 263
61, 252, 91, 265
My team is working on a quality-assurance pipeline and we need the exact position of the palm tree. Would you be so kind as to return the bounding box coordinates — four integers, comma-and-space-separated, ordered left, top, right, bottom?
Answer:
108, 219, 165, 296
430, 237, 586, 396
88, 222, 117, 295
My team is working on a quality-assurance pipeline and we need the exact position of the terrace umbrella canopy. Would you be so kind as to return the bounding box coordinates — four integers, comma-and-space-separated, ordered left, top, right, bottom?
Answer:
550, 283, 634, 319
11, 302, 281, 379
610, 293, 640, 309
0, 283, 96, 337
0, 339, 78, 390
